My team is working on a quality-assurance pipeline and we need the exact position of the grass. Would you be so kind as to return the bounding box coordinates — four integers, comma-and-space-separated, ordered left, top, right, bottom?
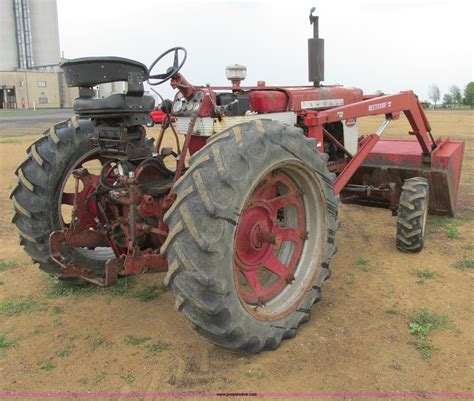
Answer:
463, 245, 474, 251
408, 307, 454, 360
238, 357, 252, 365
107, 277, 135, 296
120, 373, 135, 384
38, 361, 55, 372
52, 319, 62, 328
409, 308, 449, 339
0, 333, 17, 353
92, 371, 106, 385
453, 258, 474, 270
56, 346, 73, 358
411, 340, 437, 360
429, 216, 459, 228
411, 269, 437, 284
385, 309, 401, 315
355, 257, 372, 272
447, 226, 460, 239
429, 216, 461, 239
124, 335, 151, 346
144, 342, 170, 355
45, 277, 96, 298
346, 273, 356, 285
51, 305, 64, 315
90, 336, 112, 350
134, 284, 168, 302
0, 296, 45, 316
45, 276, 135, 298
0, 280, 4, 286
0, 260, 17, 272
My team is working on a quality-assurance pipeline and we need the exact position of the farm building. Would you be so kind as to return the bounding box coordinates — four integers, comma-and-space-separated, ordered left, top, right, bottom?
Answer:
0, 0, 78, 108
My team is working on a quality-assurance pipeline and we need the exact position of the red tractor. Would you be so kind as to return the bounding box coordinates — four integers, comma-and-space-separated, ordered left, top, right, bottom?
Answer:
11, 9, 464, 353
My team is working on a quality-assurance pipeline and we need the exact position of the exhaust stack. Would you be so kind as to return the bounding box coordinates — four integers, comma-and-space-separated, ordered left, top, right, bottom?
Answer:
308, 7, 324, 87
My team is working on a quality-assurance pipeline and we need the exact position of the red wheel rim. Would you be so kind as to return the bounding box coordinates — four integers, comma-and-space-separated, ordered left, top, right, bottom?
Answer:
58, 149, 115, 260
234, 169, 307, 307
59, 152, 107, 228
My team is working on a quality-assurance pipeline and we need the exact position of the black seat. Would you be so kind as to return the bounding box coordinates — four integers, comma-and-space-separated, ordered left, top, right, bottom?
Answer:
61, 57, 154, 118
73, 93, 155, 115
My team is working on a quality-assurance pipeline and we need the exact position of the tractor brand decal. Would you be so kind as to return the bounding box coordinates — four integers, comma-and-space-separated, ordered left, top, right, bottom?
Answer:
301, 99, 344, 109
368, 101, 392, 112
345, 118, 357, 127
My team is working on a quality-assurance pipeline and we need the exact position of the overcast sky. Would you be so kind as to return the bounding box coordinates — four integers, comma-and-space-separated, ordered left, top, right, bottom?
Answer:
57, 0, 473, 101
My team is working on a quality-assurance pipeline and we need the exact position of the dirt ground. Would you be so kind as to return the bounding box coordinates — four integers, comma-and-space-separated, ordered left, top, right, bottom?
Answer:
0, 110, 472, 399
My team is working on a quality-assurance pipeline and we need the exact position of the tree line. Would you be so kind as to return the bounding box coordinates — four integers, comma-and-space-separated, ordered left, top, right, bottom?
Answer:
428, 82, 474, 108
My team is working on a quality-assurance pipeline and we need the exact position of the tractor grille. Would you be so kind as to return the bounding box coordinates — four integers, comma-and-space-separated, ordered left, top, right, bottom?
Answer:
175, 112, 297, 136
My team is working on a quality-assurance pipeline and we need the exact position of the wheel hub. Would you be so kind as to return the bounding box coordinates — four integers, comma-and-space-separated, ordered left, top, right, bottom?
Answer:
234, 170, 307, 306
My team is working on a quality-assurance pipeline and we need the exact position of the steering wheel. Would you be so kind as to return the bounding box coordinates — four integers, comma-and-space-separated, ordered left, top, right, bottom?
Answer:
148, 47, 187, 86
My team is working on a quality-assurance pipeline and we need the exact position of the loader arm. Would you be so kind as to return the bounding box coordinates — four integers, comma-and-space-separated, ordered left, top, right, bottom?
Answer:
315, 91, 434, 154
309, 91, 436, 194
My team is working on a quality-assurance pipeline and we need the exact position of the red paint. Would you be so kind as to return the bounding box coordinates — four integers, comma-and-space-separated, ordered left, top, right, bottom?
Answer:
334, 134, 380, 194
150, 109, 175, 124
314, 91, 434, 154
345, 118, 357, 127
188, 135, 207, 155
248, 90, 288, 113
233, 170, 305, 304
290, 86, 364, 111
170, 72, 197, 99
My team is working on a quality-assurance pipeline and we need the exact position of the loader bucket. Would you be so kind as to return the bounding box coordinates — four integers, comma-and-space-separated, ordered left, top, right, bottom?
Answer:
346, 137, 465, 216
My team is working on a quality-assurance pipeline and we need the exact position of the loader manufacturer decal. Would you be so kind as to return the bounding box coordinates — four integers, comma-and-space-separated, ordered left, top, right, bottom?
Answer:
368, 101, 392, 112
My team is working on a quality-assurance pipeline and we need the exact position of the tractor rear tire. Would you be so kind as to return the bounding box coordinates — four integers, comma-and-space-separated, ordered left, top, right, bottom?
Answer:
10, 118, 108, 279
162, 120, 339, 353
396, 177, 429, 253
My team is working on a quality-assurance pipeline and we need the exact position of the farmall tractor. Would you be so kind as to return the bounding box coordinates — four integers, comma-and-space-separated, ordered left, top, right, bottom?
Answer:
11, 9, 464, 353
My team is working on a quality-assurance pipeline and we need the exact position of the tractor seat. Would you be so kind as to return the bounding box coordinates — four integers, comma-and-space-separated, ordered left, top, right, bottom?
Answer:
61, 57, 155, 117
73, 93, 155, 115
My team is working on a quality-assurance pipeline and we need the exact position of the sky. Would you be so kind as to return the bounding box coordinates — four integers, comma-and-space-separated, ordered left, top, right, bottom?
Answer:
57, 0, 473, 101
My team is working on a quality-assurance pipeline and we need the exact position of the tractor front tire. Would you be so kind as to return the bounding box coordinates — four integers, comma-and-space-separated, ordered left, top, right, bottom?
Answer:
11, 118, 108, 278
162, 120, 339, 353
396, 177, 429, 253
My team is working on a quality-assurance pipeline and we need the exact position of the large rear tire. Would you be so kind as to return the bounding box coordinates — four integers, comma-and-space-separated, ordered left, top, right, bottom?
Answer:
162, 120, 339, 353
11, 118, 110, 278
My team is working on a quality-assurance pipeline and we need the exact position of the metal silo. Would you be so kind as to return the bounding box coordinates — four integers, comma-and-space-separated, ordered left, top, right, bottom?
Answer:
29, 0, 60, 66
0, 0, 19, 70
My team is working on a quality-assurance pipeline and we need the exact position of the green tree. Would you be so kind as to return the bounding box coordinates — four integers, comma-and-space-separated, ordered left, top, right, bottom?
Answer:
443, 93, 453, 107
464, 82, 474, 108
449, 85, 462, 105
